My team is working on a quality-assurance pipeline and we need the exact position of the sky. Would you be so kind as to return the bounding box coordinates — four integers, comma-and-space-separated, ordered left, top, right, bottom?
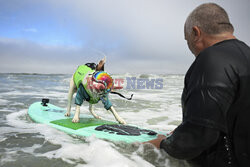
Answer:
0, 0, 249, 74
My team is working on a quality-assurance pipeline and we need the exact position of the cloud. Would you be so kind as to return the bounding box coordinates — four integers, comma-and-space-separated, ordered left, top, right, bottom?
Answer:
0, 37, 83, 74
0, 0, 249, 74
0, 37, 191, 74
54, 0, 190, 57
45, 0, 250, 70
47, 0, 195, 73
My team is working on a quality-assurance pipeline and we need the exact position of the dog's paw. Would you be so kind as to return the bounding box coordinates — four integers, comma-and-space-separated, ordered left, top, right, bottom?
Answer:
65, 112, 70, 117
94, 115, 102, 120
72, 116, 79, 123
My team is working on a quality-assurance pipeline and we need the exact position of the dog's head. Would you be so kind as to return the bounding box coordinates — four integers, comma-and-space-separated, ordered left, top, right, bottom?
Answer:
92, 71, 113, 94
86, 71, 113, 96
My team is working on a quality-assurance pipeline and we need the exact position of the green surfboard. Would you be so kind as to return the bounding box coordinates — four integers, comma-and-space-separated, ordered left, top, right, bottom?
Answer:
28, 101, 160, 143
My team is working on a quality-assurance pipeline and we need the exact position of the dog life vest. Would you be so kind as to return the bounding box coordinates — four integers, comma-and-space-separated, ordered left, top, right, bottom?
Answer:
73, 65, 99, 104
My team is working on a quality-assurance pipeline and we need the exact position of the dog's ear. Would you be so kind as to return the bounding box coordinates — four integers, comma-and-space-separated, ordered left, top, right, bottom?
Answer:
85, 63, 97, 70
96, 56, 106, 71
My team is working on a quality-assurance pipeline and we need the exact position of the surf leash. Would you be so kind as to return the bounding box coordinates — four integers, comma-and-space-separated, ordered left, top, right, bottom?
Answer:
110, 91, 133, 100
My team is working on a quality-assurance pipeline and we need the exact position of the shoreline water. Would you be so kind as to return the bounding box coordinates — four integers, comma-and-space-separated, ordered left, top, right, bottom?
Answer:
0, 73, 189, 167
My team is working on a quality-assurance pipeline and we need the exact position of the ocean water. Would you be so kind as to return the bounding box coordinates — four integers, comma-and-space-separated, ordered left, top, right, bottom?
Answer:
0, 73, 190, 167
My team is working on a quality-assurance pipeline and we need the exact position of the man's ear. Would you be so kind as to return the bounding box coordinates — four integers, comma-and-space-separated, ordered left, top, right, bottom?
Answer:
192, 26, 201, 42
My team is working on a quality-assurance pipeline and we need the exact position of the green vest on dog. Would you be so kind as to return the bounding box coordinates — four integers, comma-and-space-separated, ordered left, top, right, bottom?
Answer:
73, 65, 112, 110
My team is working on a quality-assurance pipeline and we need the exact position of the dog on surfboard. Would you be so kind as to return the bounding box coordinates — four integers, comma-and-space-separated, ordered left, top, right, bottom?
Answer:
65, 57, 126, 124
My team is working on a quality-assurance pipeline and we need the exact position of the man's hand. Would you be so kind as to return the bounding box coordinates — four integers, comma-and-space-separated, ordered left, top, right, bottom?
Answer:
144, 134, 166, 148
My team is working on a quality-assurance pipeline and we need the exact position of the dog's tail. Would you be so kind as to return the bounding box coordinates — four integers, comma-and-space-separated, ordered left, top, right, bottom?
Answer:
96, 56, 106, 71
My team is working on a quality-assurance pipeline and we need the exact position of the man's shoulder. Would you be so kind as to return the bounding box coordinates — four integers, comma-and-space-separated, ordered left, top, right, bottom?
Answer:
201, 39, 249, 57
197, 39, 249, 66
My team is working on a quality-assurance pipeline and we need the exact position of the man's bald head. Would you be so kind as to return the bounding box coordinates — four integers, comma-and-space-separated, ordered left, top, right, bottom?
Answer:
184, 3, 236, 56
185, 3, 234, 38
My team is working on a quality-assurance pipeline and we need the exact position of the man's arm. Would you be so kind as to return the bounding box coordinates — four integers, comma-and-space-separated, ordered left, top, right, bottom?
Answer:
147, 43, 239, 160
147, 121, 220, 160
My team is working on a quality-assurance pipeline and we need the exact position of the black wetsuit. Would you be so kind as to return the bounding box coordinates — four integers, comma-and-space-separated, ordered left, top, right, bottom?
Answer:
160, 39, 250, 167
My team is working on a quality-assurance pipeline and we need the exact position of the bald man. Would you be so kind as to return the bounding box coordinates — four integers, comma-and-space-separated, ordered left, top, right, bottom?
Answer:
148, 3, 250, 167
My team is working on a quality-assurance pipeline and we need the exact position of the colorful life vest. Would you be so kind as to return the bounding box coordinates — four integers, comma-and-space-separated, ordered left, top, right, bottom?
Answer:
73, 65, 99, 104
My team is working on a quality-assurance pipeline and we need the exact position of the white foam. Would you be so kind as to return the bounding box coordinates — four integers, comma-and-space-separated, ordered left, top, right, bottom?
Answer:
0, 99, 9, 105
70, 137, 150, 167
9, 102, 24, 106
0, 150, 17, 164
5, 110, 161, 167
19, 144, 42, 154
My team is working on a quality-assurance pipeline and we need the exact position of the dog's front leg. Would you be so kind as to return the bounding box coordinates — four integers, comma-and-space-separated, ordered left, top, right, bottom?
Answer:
109, 106, 126, 124
72, 105, 80, 123
89, 104, 102, 119
65, 76, 76, 117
